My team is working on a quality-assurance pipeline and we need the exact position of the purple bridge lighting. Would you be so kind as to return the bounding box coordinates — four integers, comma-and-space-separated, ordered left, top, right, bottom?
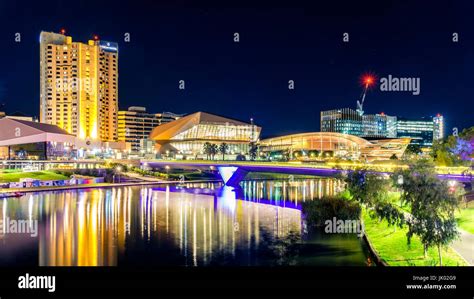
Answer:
144, 161, 473, 187
145, 161, 343, 186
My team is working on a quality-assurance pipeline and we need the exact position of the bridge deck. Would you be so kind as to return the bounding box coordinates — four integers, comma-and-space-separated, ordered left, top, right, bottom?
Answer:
144, 160, 473, 185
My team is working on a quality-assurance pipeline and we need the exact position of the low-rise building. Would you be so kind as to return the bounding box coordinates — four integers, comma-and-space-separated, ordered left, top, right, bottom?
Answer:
149, 111, 261, 159
259, 132, 410, 161
0, 118, 130, 160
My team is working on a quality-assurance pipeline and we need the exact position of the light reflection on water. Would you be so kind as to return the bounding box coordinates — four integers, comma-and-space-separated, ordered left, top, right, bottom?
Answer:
0, 179, 371, 267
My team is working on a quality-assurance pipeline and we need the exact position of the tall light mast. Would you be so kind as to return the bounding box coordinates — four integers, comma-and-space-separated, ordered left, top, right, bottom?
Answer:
357, 74, 376, 116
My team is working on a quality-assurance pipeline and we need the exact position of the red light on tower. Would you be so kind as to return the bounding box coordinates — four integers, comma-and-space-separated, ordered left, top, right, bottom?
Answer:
60, 28, 66, 35
93, 34, 99, 41
360, 73, 377, 89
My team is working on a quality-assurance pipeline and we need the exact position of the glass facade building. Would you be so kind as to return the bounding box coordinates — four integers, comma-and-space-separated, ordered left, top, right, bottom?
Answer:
322, 108, 444, 147
321, 108, 363, 136
149, 112, 261, 159
362, 113, 397, 138
396, 115, 444, 147
321, 108, 397, 138
259, 132, 410, 161
433, 114, 445, 141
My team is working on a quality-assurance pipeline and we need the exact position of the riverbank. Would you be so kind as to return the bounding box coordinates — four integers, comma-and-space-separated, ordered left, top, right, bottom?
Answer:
0, 179, 221, 194
362, 211, 468, 266
0, 170, 69, 183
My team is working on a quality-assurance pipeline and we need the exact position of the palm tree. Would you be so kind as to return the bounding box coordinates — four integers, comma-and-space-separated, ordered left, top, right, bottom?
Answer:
219, 143, 229, 160
203, 142, 212, 160
210, 144, 218, 160
249, 142, 258, 161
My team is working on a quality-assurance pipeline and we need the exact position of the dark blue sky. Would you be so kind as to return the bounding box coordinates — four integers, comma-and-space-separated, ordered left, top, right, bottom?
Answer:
0, 0, 472, 137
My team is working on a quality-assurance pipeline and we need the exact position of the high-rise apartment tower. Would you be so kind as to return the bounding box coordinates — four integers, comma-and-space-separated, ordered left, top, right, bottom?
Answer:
39, 31, 118, 141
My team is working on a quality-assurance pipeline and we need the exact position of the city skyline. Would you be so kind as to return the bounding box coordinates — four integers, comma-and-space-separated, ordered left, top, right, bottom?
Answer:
0, 1, 472, 138
0, 2, 473, 295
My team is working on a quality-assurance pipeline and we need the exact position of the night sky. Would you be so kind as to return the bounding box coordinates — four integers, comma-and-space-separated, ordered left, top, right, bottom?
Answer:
0, 1, 472, 138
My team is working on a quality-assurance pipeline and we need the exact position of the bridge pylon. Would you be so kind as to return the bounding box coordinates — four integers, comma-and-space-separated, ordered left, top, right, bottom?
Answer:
217, 166, 249, 186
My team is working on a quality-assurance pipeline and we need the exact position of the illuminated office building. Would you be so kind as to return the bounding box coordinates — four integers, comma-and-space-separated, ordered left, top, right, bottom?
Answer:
396, 115, 444, 147
149, 111, 261, 158
433, 114, 445, 141
117, 106, 182, 152
321, 108, 444, 147
362, 113, 397, 138
39, 31, 118, 142
321, 108, 397, 138
321, 108, 363, 136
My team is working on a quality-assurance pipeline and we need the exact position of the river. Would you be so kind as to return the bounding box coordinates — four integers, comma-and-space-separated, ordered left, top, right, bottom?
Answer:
0, 178, 374, 266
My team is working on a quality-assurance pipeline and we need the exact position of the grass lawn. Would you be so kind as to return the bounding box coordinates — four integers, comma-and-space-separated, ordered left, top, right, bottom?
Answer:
456, 203, 474, 234
378, 190, 473, 234
0, 170, 69, 183
363, 211, 467, 266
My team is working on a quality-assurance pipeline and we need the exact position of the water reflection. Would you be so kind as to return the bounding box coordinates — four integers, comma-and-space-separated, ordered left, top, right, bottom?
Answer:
0, 179, 370, 266
242, 178, 346, 208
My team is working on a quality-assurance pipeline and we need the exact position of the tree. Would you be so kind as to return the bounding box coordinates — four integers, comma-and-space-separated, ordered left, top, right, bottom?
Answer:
203, 142, 212, 160
219, 143, 229, 160
309, 150, 319, 159
405, 144, 422, 157
344, 169, 389, 206
431, 131, 474, 166
459, 126, 474, 140
344, 169, 405, 228
396, 159, 460, 265
249, 142, 258, 161
390, 154, 398, 160
431, 138, 457, 166
210, 144, 218, 160
450, 138, 474, 161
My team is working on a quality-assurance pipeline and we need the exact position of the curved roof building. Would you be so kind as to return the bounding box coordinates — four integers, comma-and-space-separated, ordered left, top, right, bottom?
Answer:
259, 132, 410, 161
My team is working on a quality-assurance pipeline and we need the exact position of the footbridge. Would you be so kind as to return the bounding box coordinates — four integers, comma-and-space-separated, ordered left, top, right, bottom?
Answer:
142, 160, 473, 187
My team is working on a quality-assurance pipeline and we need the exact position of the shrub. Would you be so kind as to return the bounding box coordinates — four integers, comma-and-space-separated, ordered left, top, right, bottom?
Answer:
302, 196, 361, 227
